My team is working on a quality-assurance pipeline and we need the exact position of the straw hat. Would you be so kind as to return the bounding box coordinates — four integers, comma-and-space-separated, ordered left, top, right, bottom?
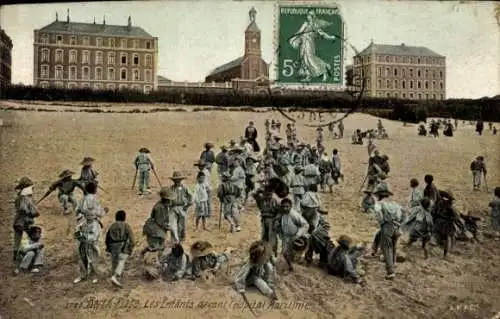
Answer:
15, 177, 34, 190
169, 171, 186, 181
80, 157, 95, 165
190, 241, 213, 259
139, 147, 151, 153
249, 240, 272, 265
291, 236, 309, 253
59, 169, 75, 179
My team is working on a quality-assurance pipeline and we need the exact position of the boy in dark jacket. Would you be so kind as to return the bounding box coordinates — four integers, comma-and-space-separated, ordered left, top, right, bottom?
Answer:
106, 210, 135, 287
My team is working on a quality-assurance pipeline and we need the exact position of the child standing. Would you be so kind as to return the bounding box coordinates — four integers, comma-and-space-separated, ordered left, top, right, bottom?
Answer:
105, 210, 135, 287
489, 187, 500, 233
193, 172, 210, 231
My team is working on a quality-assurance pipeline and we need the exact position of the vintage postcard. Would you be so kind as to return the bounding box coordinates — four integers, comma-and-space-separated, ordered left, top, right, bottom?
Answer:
0, 1, 499, 319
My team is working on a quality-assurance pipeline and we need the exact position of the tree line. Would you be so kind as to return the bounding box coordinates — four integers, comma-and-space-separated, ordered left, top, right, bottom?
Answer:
1, 85, 499, 123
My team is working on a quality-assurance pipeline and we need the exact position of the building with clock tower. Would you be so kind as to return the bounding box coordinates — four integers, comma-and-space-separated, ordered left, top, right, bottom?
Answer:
205, 7, 269, 87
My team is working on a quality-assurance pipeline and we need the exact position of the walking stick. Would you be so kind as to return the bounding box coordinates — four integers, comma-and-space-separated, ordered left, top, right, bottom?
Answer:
151, 167, 163, 188
218, 203, 222, 232
358, 172, 368, 193
132, 168, 138, 190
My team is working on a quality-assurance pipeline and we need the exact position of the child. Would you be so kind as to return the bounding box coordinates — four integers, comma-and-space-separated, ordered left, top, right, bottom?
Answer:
105, 210, 135, 287
489, 187, 500, 233
160, 243, 190, 281
15, 226, 44, 274
408, 178, 424, 209
233, 240, 278, 301
361, 189, 376, 214
193, 171, 210, 231
402, 198, 433, 258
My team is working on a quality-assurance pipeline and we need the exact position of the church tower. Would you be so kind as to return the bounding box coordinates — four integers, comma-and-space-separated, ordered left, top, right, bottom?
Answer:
244, 7, 261, 58
242, 6, 267, 80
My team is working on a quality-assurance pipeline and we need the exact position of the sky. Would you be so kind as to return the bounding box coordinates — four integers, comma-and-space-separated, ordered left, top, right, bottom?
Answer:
0, 0, 499, 99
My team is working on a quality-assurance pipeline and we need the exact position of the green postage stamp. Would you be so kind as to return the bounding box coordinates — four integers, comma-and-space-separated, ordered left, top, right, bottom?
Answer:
275, 2, 345, 86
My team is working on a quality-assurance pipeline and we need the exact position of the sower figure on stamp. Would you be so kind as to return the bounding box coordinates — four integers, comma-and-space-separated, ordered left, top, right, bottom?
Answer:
274, 198, 309, 271
79, 157, 99, 193
371, 187, 405, 280
401, 198, 433, 259
169, 172, 193, 244
160, 243, 190, 281
470, 156, 487, 191
140, 187, 173, 260
193, 171, 210, 231
38, 170, 84, 215
194, 160, 212, 217
12, 177, 39, 264
105, 210, 135, 287
74, 182, 108, 284
199, 142, 216, 172
14, 226, 44, 275
217, 172, 242, 233
253, 186, 280, 257
134, 147, 155, 196
233, 240, 278, 302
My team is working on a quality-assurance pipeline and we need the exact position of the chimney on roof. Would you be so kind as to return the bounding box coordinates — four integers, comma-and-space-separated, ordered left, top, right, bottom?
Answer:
67, 9, 70, 23
56, 12, 58, 21
401, 43, 405, 47
93, 17, 96, 24
103, 15, 106, 25
127, 16, 132, 28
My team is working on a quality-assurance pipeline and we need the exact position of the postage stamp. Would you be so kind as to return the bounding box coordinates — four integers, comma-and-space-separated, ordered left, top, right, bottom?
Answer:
275, 1, 345, 86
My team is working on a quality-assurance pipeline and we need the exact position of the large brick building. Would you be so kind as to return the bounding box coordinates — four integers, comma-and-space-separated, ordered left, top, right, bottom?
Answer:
205, 7, 269, 86
0, 28, 13, 88
352, 41, 446, 100
33, 12, 158, 93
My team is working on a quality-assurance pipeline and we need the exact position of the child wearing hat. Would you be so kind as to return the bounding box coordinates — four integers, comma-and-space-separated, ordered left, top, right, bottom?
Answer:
233, 240, 278, 301
371, 187, 405, 279
134, 148, 155, 196
38, 169, 84, 215
193, 171, 210, 231
169, 172, 193, 244
79, 157, 99, 192
12, 177, 39, 263
199, 143, 216, 172
217, 172, 242, 233
14, 225, 44, 274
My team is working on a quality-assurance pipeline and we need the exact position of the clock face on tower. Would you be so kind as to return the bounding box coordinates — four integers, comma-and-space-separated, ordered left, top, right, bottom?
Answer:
252, 38, 257, 43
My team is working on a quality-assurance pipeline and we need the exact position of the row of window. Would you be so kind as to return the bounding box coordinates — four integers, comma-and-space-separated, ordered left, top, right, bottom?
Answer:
39, 33, 154, 49
377, 79, 444, 90
375, 67, 443, 79
356, 55, 445, 66
39, 65, 153, 82
38, 81, 153, 93
377, 91, 445, 100
40, 48, 153, 66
